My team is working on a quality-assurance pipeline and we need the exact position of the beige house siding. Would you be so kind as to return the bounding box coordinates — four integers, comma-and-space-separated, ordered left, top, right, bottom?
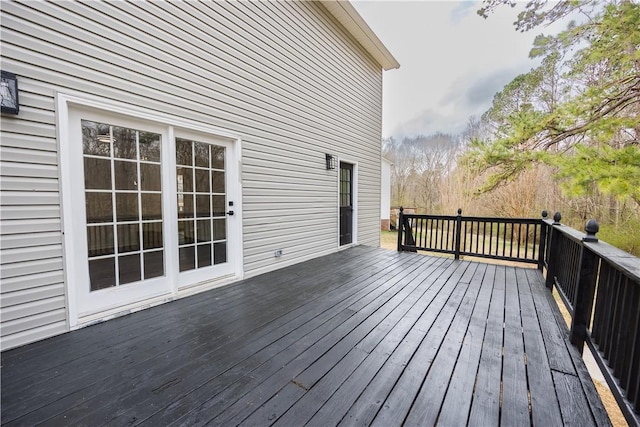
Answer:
0, 0, 387, 350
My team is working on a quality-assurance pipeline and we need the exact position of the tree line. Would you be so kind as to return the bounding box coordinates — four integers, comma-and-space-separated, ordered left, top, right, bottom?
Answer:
384, 0, 640, 255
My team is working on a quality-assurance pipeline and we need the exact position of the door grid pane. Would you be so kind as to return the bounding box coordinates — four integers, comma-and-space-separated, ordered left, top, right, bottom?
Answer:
176, 138, 227, 272
82, 120, 164, 291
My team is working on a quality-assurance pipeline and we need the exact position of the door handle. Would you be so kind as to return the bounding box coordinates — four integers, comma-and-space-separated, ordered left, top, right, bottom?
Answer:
227, 210, 234, 216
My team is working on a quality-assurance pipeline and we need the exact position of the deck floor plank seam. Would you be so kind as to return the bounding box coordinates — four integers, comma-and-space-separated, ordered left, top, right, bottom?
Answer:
266, 258, 467, 426
336, 262, 479, 427
145, 255, 445, 426
501, 266, 532, 426
516, 267, 564, 426
403, 263, 488, 426
434, 263, 495, 427
1, 246, 379, 369
0, 247, 611, 427
526, 269, 612, 426
53, 251, 424, 426
1, 246, 384, 388
468, 262, 506, 426
207, 255, 454, 426
368, 262, 475, 426
4, 250, 402, 425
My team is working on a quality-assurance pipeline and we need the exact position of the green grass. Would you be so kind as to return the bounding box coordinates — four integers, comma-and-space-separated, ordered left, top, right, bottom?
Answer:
597, 218, 640, 257
380, 230, 398, 250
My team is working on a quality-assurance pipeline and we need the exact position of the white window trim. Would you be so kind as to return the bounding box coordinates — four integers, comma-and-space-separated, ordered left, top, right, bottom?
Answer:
56, 92, 244, 328
336, 157, 358, 249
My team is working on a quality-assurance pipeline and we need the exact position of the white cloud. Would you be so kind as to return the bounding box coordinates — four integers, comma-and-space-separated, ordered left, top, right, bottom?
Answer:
352, 1, 545, 138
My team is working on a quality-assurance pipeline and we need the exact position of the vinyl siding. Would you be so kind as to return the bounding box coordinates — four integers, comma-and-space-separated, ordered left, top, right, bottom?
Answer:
0, 0, 383, 350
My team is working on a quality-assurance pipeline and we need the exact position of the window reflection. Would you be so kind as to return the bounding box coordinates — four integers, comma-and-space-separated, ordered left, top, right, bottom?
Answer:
139, 132, 161, 162
177, 139, 227, 272
89, 258, 116, 290
84, 158, 112, 190
82, 120, 164, 291
113, 126, 137, 160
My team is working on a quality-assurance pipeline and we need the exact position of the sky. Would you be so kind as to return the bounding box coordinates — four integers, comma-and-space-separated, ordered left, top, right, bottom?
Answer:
351, 1, 553, 140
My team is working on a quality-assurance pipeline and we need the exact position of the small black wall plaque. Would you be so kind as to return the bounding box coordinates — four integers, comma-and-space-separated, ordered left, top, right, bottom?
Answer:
1, 71, 19, 114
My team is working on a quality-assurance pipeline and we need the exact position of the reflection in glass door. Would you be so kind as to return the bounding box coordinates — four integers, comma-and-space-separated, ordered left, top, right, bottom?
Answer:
82, 120, 165, 291
175, 138, 227, 272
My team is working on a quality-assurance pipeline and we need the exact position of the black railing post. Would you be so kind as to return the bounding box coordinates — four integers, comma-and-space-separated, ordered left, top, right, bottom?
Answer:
538, 210, 548, 271
454, 208, 462, 260
397, 207, 404, 252
545, 211, 562, 290
405, 215, 417, 252
569, 219, 600, 354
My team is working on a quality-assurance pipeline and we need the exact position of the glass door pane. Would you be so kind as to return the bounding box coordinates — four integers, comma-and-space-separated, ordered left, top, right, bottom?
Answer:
82, 120, 164, 291
176, 138, 227, 272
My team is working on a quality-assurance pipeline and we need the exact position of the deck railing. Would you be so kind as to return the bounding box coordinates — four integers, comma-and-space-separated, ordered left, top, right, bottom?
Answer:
396, 208, 547, 268
397, 208, 640, 426
544, 213, 640, 426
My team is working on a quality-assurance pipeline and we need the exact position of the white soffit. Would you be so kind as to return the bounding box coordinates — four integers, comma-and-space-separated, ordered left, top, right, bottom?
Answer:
319, 0, 400, 71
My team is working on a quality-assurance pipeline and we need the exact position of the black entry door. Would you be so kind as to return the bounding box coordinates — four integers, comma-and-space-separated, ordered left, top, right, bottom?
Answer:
339, 162, 353, 246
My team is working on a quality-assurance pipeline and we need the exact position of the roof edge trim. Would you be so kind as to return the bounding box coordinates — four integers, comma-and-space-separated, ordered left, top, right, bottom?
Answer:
319, 1, 400, 71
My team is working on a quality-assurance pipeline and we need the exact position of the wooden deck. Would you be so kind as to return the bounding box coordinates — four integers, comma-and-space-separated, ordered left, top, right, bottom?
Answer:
1, 246, 611, 426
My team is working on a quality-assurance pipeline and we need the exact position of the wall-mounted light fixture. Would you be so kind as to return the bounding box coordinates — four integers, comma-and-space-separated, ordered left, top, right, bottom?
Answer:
325, 153, 337, 170
1, 71, 19, 115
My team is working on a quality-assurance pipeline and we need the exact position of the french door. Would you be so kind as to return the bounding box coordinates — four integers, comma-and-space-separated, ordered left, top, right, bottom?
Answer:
64, 106, 240, 322
173, 130, 236, 287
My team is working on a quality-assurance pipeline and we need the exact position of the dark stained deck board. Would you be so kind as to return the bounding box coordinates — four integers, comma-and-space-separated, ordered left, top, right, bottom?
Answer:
268, 260, 472, 426
526, 268, 612, 426
0, 247, 611, 427
39, 249, 424, 426
129, 254, 447, 426
516, 267, 564, 426
307, 266, 486, 426
336, 264, 479, 427
368, 262, 475, 426
3, 247, 400, 425
553, 370, 600, 427
467, 263, 506, 426
501, 266, 531, 426
2, 245, 382, 388
210, 257, 459, 426
402, 263, 487, 426
435, 263, 495, 426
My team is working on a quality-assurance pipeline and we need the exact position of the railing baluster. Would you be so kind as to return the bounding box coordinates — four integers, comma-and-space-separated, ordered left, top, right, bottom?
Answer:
524, 223, 530, 260
592, 270, 607, 342
625, 282, 639, 394
613, 276, 632, 379
531, 223, 535, 261
488, 221, 493, 256
624, 288, 640, 392
633, 365, 640, 415
464, 219, 469, 254
502, 221, 507, 258
445, 219, 450, 251
601, 263, 616, 359
509, 223, 514, 258
612, 272, 625, 363
434, 219, 439, 250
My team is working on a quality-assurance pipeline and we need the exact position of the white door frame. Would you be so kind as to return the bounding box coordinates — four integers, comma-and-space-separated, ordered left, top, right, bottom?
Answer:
57, 92, 244, 328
